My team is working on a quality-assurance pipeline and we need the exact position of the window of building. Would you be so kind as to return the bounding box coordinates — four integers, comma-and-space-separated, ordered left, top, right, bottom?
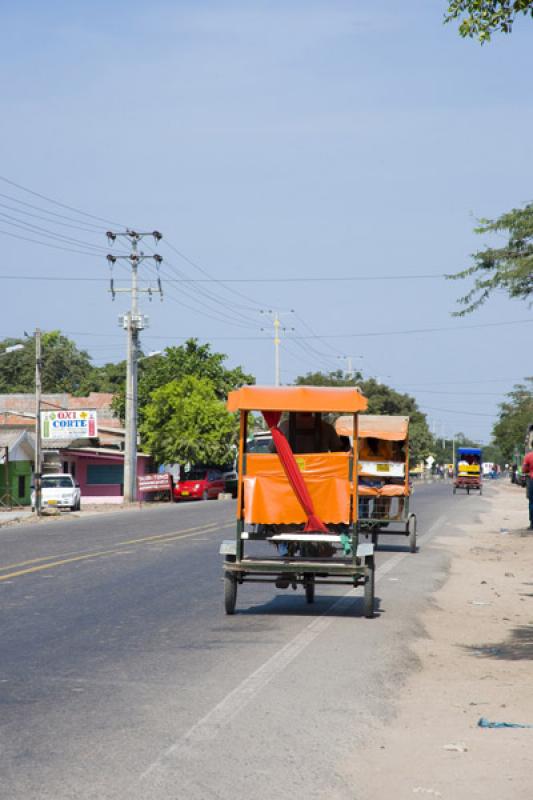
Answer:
86, 464, 124, 485
18, 475, 26, 498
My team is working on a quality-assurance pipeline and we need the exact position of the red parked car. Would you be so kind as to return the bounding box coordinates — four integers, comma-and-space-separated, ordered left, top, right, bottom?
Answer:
173, 467, 226, 502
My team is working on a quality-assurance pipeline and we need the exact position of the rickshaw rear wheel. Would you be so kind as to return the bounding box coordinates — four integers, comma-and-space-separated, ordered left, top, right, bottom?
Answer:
408, 514, 417, 554
363, 556, 375, 619
372, 531, 379, 548
224, 572, 237, 614
304, 575, 315, 604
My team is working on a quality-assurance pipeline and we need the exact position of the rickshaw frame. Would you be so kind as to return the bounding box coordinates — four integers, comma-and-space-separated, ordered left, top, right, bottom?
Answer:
335, 414, 417, 553
453, 446, 483, 495
220, 386, 375, 617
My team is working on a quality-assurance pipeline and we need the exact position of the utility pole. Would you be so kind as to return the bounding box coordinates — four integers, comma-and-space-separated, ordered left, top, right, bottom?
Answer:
34, 328, 42, 516
337, 355, 363, 379
452, 435, 456, 474
107, 230, 163, 503
260, 309, 294, 386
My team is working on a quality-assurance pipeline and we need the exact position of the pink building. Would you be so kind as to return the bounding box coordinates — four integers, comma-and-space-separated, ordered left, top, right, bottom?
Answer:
60, 448, 151, 504
0, 392, 153, 504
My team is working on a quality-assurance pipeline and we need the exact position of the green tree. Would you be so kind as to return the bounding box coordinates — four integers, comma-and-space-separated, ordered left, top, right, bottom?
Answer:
294, 369, 362, 388
445, 1, 533, 42
113, 339, 254, 422
448, 205, 533, 314
492, 378, 533, 461
293, 371, 433, 467
140, 376, 237, 467
360, 378, 434, 467
431, 432, 481, 464
78, 360, 127, 395
0, 331, 93, 394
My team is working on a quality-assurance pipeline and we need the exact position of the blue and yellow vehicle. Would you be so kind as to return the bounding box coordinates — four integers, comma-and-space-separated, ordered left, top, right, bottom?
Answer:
453, 447, 482, 495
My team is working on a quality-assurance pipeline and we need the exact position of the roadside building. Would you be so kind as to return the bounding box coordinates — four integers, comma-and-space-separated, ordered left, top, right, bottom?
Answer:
0, 430, 35, 507
0, 393, 151, 504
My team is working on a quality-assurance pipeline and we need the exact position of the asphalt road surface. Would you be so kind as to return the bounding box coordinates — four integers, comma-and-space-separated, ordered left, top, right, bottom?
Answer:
0, 482, 487, 799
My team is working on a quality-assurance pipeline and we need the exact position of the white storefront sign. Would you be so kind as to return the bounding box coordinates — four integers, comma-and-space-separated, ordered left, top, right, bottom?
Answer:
41, 410, 98, 440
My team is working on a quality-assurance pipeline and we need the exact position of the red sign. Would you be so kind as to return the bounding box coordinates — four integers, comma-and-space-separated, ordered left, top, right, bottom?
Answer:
138, 473, 172, 493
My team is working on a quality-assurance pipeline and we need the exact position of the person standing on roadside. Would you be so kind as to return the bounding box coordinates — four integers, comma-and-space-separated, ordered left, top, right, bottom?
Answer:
521, 450, 533, 530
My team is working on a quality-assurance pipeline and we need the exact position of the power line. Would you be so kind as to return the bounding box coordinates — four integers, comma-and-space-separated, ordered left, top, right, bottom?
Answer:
0, 199, 110, 234
162, 239, 264, 309
147, 272, 444, 283
420, 404, 497, 418
0, 174, 125, 228
395, 377, 525, 387
0, 191, 107, 230
408, 389, 529, 397
0, 211, 110, 253
140, 261, 260, 331
0, 228, 103, 256
283, 318, 533, 339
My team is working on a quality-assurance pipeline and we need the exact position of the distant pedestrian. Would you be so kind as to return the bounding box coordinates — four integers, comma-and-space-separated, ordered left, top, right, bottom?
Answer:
521, 451, 533, 530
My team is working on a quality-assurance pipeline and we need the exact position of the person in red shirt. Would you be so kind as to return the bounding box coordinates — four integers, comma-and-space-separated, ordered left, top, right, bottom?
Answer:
521, 451, 533, 529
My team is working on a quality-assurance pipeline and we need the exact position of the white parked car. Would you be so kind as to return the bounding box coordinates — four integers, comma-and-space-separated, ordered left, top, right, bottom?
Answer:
31, 473, 81, 512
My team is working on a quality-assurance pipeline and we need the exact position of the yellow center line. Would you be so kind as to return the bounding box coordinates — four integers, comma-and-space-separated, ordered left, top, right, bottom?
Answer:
0, 520, 235, 581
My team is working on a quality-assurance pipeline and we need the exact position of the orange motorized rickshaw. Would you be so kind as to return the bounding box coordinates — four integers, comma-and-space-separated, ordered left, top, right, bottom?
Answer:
220, 385, 377, 618
335, 414, 417, 553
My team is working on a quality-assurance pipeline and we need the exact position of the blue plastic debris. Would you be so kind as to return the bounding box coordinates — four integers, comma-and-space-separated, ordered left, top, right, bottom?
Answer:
478, 717, 533, 729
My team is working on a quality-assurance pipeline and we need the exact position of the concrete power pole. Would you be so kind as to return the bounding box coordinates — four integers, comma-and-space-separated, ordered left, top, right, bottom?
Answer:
337, 355, 363, 380
34, 328, 42, 516
260, 310, 294, 386
106, 230, 163, 503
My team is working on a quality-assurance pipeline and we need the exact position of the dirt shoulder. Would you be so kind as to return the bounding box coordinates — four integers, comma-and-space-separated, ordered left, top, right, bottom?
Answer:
356, 481, 533, 800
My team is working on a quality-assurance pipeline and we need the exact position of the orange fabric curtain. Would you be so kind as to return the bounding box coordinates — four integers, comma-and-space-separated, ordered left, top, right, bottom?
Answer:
262, 411, 328, 532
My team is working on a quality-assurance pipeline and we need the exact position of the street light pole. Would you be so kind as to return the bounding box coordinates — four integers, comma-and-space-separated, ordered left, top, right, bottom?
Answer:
34, 328, 42, 517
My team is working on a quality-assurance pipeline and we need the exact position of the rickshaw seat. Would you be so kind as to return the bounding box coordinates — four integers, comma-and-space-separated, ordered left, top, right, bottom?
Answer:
243, 452, 351, 525
358, 484, 408, 497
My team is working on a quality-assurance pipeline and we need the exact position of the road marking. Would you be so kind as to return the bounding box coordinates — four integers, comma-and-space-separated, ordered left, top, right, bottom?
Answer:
139, 513, 448, 781
0, 521, 234, 582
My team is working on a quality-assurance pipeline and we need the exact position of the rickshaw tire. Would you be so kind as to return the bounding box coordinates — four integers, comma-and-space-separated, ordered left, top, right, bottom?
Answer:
467, 488, 470, 495
363, 556, 375, 619
408, 514, 417, 554
304, 575, 315, 604
224, 572, 237, 614
372, 532, 379, 548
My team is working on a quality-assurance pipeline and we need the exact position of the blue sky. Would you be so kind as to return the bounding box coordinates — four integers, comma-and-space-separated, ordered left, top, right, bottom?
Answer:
1, 1, 532, 444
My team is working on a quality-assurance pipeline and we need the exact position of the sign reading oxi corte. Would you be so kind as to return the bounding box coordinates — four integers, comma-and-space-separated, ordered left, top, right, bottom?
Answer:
41, 410, 98, 440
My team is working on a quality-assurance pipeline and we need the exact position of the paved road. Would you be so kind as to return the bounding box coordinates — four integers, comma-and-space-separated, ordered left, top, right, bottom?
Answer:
0, 483, 488, 799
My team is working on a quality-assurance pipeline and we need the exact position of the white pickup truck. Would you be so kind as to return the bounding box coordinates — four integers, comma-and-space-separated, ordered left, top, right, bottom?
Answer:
32, 473, 81, 512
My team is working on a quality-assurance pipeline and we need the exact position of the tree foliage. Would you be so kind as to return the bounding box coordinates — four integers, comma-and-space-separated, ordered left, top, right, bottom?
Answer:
140, 376, 237, 467
492, 378, 533, 461
293, 371, 433, 466
445, 1, 533, 42
294, 369, 362, 388
431, 432, 481, 464
448, 204, 533, 314
113, 338, 254, 422
78, 360, 127, 395
0, 331, 93, 394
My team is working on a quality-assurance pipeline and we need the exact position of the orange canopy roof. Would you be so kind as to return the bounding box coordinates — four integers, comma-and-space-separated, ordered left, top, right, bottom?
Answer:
227, 385, 368, 413
335, 414, 409, 441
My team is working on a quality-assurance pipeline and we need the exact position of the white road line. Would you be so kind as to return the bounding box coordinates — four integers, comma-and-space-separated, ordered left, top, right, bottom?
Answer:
139, 513, 448, 781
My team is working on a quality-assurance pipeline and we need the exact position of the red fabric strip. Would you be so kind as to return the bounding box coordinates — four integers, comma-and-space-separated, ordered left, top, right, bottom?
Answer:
262, 411, 329, 532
